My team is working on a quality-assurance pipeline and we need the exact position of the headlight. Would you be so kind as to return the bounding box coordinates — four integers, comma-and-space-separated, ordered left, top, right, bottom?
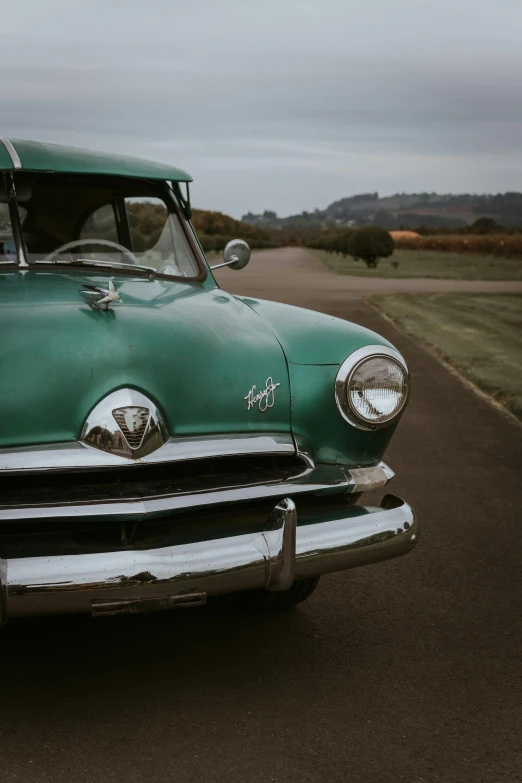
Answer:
335, 345, 409, 430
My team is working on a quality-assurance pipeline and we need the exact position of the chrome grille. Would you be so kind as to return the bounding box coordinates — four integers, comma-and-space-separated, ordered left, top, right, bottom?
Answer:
0, 454, 309, 508
112, 407, 149, 449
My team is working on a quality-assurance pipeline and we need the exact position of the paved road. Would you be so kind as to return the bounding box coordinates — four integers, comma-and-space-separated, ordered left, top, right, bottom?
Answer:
1, 249, 521, 783
215, 246, 522, 308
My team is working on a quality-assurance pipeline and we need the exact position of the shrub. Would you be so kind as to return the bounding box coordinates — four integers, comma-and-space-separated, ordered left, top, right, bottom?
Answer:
306, 229, 353, 255
348, 227, 395, 268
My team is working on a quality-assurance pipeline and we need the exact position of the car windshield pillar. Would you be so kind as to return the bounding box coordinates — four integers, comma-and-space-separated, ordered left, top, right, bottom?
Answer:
3, 173, 28, 267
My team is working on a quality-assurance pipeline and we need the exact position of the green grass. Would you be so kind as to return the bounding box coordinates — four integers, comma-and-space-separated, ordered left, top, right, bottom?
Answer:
369, 293, 522, 420
310, 248, 522, 280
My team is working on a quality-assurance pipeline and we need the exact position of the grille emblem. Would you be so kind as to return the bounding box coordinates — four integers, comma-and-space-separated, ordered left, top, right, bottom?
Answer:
81, 390, 167, 460
113, 407, 150, 449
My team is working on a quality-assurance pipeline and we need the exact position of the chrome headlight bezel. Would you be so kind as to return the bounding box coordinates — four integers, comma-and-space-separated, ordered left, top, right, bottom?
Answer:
335, 345, 410, 431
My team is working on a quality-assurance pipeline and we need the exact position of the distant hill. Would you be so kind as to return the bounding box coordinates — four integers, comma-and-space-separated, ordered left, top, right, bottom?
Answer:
242, 192, 522, 232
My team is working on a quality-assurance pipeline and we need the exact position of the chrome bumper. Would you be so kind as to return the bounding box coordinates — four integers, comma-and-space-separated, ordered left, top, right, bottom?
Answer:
0, 495, 417, 623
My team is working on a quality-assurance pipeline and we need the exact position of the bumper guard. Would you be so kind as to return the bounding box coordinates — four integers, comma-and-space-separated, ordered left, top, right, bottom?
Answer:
0, 494, 416, 623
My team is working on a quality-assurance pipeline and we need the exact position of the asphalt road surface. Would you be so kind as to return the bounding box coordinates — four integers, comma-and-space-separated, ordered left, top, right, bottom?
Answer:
1, 249, 521, 783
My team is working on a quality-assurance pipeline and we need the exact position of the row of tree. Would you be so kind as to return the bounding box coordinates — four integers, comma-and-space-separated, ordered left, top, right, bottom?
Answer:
190, 208, 396, 267
191, 209, 275, 252
306, 226, 395, 268
197, 233, 276, 253
414, 217, 522, 236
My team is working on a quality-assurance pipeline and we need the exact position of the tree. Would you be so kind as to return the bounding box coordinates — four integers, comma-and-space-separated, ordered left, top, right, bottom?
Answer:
348, 227, 395, 268
469, 217, 502, 234
338, 229, 354, 256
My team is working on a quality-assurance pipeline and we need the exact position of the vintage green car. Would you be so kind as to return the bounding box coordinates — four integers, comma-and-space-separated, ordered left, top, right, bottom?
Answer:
0, 138, 417, 624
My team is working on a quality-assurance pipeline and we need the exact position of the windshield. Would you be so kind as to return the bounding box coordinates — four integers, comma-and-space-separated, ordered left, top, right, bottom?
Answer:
0, 174, 201, 279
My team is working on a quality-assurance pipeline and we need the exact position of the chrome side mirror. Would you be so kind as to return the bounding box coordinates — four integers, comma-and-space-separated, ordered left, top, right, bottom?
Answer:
210, 239, 251, 271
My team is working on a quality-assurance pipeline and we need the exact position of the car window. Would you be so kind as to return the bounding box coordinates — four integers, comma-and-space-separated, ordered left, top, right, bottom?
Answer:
124, 197, 199, 277
80, 204, 119, 244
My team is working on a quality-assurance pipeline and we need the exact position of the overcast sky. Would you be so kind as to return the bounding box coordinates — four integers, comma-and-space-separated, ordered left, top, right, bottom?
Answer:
1, 0, 521, 217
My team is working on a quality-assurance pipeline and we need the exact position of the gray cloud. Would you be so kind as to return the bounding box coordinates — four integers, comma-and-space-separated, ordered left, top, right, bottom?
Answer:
0, 0, 521, 216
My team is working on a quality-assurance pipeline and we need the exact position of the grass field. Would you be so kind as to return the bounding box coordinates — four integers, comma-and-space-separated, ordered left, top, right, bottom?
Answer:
369, 293, 522, 420
310, 248, 522, 280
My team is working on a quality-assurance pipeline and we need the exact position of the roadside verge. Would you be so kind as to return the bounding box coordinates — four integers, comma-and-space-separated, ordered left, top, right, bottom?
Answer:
367, 292, 522, 424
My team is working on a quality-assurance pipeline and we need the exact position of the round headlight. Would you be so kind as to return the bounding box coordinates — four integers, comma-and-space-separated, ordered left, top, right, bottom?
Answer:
335, 346, 409, 430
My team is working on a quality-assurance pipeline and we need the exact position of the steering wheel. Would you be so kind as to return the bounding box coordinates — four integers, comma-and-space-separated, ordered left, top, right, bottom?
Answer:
43, 238, 140, 266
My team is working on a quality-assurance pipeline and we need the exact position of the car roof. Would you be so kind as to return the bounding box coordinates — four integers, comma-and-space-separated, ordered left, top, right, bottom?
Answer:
0, 137, 192, 182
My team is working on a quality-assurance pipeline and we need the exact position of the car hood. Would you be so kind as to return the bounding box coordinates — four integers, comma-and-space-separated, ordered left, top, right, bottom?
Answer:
0, 270, 291, 447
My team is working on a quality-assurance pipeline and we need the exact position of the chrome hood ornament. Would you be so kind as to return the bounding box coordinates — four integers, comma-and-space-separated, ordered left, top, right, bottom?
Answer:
81, 389, 167, 459
80, 280, 121, 311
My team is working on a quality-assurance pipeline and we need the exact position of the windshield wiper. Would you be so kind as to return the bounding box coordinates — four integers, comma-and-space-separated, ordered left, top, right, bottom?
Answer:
35, 258, 157, 277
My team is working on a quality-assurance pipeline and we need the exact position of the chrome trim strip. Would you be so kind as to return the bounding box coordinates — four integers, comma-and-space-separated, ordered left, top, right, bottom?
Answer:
0, 465, 345, 520
0, 433, 297, 473
0, 461, 394, 521
335, 345, 410, 431
0, 138, 22, 169
2, 495, 416, 620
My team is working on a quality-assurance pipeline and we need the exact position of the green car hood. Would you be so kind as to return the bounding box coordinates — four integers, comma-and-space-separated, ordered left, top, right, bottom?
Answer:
0, 271, 291, 447
238, 297, 394, 364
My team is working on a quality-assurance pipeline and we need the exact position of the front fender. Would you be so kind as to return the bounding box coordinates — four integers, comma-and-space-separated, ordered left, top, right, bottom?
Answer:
238, 296, 402, 466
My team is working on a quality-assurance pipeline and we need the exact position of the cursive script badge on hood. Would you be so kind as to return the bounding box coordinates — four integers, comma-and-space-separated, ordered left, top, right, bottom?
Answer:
244, 377, 281, 412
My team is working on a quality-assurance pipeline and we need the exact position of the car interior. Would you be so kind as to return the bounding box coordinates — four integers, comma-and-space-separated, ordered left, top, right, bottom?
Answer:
0, 173, 200, 277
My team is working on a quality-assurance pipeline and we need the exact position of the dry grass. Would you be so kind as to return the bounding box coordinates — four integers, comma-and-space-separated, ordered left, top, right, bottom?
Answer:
369, 293, 522, 420
394, 233, 522, 259
390, 230, 421, 241
310, 248, 522, 280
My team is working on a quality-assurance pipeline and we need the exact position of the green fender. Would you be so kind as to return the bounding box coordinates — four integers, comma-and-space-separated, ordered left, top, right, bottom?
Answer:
238, 296, 403, 466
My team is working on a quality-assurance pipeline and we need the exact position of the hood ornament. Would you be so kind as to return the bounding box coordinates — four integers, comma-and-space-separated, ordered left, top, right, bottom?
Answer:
80, 280, 121, 311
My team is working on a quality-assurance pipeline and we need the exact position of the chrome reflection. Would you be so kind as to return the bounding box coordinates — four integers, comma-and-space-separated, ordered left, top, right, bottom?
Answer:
0, 137, 22, 169
3, 495, 417, 621
265, 498, 297, 592
0, 460, 396, 522
81, 389, 167, 460
0, 433, 297, 473
210, 239, 251, 271
335, 345, 409, 431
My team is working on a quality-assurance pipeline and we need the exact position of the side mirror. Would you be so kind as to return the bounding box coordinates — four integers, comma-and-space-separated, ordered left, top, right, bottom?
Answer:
210, 239, 251, 271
